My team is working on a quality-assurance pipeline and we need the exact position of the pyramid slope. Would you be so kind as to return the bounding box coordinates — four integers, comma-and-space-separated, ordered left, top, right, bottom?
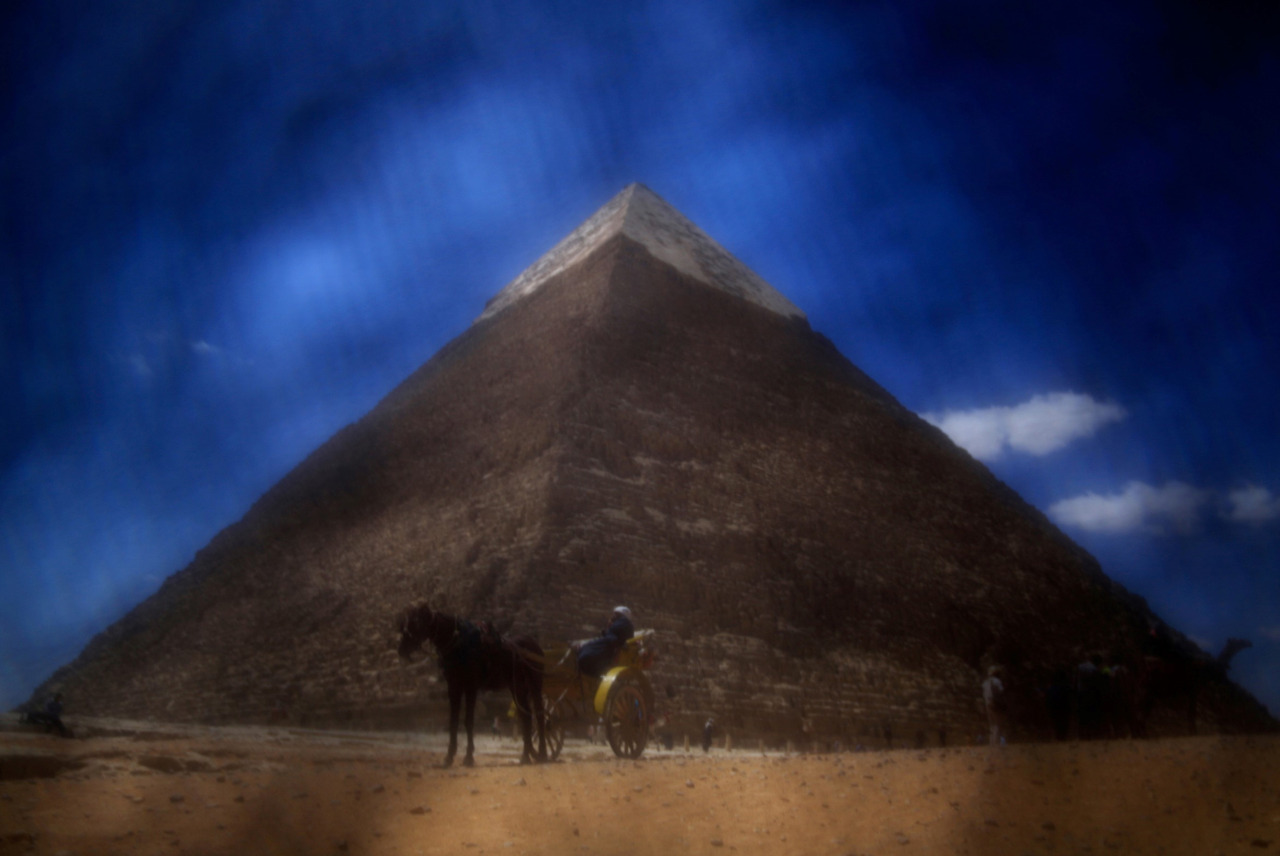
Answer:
507, 234, 1125, 734
40, 236, 628, 727
32, 192, 1274, 741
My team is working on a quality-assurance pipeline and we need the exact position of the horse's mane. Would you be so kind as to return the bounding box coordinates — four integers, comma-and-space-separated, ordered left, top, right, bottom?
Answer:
397, 603, 460, 653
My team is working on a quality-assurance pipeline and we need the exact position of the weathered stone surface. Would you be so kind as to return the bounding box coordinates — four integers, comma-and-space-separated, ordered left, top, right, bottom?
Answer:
28, 186, 1272, 742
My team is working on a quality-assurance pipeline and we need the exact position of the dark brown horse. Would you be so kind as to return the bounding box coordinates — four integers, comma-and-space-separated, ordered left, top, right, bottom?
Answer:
396, 603, 547, 767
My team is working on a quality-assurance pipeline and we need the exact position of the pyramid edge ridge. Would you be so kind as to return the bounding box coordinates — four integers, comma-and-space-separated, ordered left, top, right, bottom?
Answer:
617, 187, 807, 321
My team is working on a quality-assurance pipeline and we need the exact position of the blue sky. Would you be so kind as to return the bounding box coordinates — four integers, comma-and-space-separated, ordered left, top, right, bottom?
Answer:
3, 1, 1278, 714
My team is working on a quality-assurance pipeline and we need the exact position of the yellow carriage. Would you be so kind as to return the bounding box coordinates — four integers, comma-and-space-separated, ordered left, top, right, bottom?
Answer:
539, 629, 657, 759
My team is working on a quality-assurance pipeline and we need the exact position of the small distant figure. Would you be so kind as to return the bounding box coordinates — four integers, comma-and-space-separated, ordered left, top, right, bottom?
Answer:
982, 666, 1007, 746
577, 606, 635, 678
24, 692, 72, 738
1044, 668, 1073, 741
492, 715, 501, 738
702, 717, 716, 753
1106, 655, 1134, 738
1077, 653, 1107, 740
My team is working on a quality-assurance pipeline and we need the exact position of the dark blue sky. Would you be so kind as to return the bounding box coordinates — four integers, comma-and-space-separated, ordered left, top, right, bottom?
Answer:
3, 1, 1278, 713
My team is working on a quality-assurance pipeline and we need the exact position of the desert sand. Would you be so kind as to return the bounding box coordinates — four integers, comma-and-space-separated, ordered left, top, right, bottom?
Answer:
2, 717, 1277, 855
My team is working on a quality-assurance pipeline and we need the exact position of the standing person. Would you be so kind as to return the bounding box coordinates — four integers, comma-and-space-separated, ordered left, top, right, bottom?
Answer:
982, 666, 1007, 746
576, 606, 635, 678
702, 717, 716, 753
1077, 653, 1106, 739
1106, 655, 1134, 738
1044, 668, 1073, 741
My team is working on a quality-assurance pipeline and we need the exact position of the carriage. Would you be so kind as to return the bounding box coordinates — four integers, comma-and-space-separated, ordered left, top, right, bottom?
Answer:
538, 629, 657, 759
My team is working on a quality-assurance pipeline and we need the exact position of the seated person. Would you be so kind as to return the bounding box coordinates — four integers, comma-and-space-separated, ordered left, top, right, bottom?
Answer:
576, 606, 634, 678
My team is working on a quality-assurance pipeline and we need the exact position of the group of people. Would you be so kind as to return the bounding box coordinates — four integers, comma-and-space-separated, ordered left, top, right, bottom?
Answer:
1058, 653, 1134, 740
982, 653, 1139, 745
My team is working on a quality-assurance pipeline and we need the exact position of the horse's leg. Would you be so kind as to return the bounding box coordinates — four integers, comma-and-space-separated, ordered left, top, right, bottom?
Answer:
463, 685, 477, 767
531, 667, 547, 762
444, 683, 461, 768
516, 684, 534, 765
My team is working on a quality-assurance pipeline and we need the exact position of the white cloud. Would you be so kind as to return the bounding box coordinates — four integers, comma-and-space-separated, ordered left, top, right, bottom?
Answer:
922, 392, 1126, 461
1225, 485, 1280, 524
190, 340, 220, 356
924, 408, 1008, 460
1048, 481, 1211, 535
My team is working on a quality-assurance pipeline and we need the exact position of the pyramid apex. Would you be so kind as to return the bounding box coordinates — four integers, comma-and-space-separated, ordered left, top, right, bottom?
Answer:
476, 185, 805, 323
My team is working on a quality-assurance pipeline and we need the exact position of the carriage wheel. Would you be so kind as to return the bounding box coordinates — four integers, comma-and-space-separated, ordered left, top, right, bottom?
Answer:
540, 694, 566, 761
605, 677, 649, 759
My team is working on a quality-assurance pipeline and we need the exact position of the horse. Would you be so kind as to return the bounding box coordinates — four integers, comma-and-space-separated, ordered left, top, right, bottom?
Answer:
396, 603, 548, 767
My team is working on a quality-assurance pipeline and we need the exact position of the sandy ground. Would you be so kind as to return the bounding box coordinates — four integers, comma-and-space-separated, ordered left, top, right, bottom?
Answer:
1, 717, 1278, 856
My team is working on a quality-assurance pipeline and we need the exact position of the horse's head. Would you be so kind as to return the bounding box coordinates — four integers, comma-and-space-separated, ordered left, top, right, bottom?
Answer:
396, 603, 434, 661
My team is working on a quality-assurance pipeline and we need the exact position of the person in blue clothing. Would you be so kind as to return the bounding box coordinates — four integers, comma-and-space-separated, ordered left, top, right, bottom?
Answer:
576, 606, 634, 678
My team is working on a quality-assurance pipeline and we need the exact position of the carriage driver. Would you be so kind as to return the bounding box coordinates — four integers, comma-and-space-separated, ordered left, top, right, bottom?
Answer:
576, 606, 635, 678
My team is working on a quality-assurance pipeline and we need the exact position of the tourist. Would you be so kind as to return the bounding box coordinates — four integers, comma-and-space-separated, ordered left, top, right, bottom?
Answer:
576, 606, 635, 677
1044, 668, 1072, 741
982, 666, 1007, 746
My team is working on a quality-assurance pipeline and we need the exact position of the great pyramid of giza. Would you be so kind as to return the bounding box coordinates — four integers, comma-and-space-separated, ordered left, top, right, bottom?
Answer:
30, 184, 1272, 742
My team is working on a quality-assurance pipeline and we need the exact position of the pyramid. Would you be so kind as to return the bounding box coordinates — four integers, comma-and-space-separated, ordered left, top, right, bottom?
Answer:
32, 184, 1271, 741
